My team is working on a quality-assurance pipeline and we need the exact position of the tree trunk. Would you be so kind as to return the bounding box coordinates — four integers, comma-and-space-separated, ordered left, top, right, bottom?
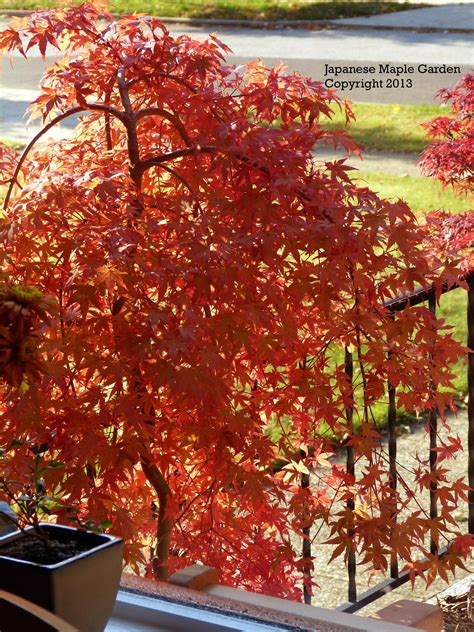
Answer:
141, 458, 172, 580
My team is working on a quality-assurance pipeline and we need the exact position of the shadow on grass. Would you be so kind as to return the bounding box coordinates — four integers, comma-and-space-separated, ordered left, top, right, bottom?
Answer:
10, 0, 425, 21
171, 2, 428, 21
0, 1, 429, 22
331, 122, 429, 154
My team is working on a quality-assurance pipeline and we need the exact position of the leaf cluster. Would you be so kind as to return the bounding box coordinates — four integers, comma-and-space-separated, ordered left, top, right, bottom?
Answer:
419, 72, 474, 195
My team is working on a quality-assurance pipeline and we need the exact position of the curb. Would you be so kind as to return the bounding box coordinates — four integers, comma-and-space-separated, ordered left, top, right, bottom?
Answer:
0, 10, 473, 35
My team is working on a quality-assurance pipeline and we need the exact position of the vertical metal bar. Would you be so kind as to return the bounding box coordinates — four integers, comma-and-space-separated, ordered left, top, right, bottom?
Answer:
468, 274, 474, 534
298, 355, 313, 604
428, 292, 438, 555
301, 470, 312, 605
387, 366, 399, 578
344, 347, 356, 603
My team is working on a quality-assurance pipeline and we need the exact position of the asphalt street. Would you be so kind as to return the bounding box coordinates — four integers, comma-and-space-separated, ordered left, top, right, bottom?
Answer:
0, 5, 473, 140
186, 25, 472, 104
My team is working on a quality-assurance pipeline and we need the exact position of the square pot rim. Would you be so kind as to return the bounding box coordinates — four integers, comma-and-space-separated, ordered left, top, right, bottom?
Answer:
0, 522, 122, 569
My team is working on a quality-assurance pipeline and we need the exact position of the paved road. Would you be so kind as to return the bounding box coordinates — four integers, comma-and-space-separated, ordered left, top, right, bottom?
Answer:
185, 25, 472, 104
0, 7, 473, 140
315, 149, 421, 176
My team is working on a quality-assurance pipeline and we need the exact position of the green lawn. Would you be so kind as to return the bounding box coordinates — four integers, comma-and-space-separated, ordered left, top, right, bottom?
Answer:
439, 289, 468, 396
355, 171, 472, 215
357, 171, 472, 400
357, 170, 469, 397
325, 102, 445, 154
354, 170, 470, 414
0, 139, 24, 150
0, 0, 427, 20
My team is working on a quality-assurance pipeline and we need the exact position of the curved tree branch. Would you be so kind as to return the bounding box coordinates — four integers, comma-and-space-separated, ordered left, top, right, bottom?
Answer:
3, 106, 84, 211
135, 107, 192, 147
3, 102, 128, 211
156, 163, 195, 194
127, 72, 198, 94
137, 143, 313, 203
137, 144, 217, 176
82, 101, 126, 123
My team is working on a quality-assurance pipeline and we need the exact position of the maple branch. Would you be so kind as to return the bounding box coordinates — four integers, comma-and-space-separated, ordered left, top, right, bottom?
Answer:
79, 101, 126, 122
174, 479, 216, 528
137, 143, 313, 204
377, 449, 432, 523
127, 72, 198, 94
103, 84, 114, 152
136, 145, 217, 175
116, 67, 143, 188
127, 73, 226, 123
113, 67, 178, 578
2, 106, 84, 211
135, 108, 193, 147
136, 144, 273, 182
2, 99, 130, 213
156, 163, 195, 194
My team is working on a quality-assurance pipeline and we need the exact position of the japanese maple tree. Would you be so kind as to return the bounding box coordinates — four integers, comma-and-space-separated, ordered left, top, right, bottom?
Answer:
419, 71, 473, 195
419, 72, 473, 276
0, 2, 471, 600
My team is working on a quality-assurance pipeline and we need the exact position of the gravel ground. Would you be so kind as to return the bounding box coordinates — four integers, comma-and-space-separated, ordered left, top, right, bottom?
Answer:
307, 408, 473, 616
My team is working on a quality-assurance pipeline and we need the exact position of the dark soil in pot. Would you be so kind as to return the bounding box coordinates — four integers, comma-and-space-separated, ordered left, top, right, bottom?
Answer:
0, 533, 93, 564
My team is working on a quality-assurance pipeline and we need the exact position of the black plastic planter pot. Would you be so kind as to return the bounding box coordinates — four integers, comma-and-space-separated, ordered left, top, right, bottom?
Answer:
0, 523, 123, 631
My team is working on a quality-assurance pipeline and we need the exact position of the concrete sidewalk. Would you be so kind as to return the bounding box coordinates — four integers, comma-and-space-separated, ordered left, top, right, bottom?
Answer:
315, 149, 421, 176
331, 3, 474, 31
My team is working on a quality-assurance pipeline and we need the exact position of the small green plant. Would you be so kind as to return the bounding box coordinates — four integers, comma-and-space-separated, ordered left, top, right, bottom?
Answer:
0, 283, 59, 546
0, 445, 68, 549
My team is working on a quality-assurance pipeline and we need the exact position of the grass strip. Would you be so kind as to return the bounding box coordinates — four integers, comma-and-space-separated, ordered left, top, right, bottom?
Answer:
325, 102, 446, 154
0, 139, 24, 150
0, 0, 428, 21
355, 171, 472, 215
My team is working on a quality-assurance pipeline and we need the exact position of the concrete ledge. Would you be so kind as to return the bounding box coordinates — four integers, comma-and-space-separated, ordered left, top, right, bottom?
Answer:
205, 583, 418, 631
169, 564, 218, 590
122, 572, 418, 631
372, 599, 442, 631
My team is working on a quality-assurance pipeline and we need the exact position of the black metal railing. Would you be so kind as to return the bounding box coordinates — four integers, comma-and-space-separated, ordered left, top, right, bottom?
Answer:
336, 270, 474, 613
